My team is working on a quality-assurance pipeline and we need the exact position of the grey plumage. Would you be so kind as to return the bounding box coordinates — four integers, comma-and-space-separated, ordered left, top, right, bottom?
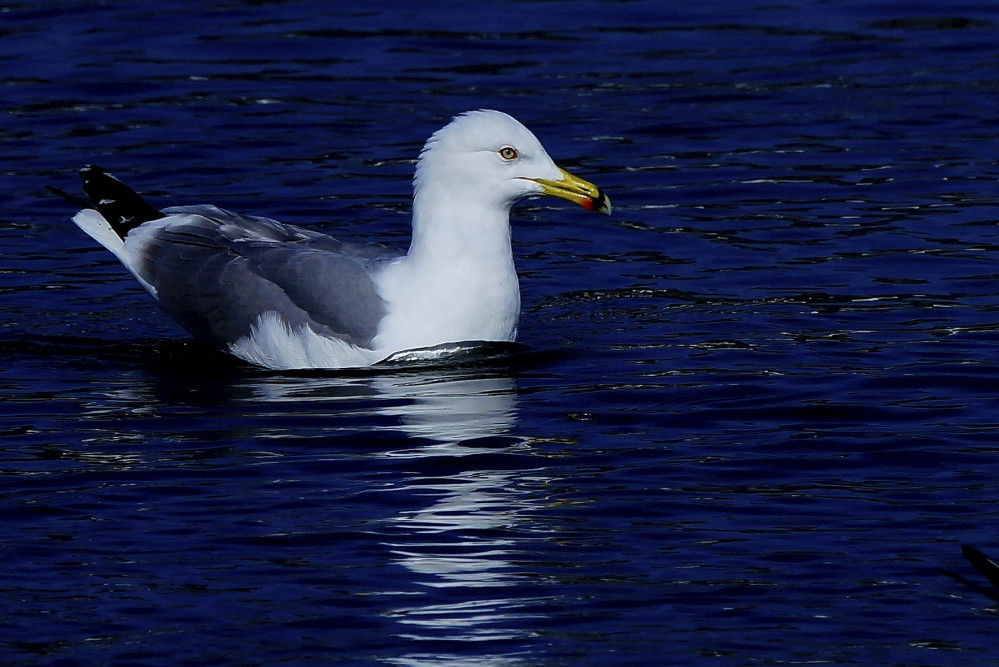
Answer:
132, 206, 399, 350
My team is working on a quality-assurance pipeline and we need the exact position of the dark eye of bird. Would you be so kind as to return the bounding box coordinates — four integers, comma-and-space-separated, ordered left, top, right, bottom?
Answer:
499, 146, 518, 160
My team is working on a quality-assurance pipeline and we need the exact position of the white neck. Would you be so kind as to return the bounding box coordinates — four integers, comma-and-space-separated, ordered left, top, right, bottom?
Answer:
371, 182, 521, 356
408, 179, 512, 264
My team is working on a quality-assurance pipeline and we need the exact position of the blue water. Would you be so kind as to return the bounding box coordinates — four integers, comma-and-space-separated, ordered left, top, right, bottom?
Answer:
4, 0, 999, 664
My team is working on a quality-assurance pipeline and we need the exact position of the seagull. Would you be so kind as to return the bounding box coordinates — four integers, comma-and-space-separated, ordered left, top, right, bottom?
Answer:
52, 109, 611, 370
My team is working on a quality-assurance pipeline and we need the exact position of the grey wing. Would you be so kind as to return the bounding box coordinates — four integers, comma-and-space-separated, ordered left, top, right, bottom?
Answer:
133, 210, 400, 350
242, 243, 394, 345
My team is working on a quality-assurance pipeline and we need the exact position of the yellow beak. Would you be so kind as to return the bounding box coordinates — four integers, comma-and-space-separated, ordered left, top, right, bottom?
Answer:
529, 168, 612, 215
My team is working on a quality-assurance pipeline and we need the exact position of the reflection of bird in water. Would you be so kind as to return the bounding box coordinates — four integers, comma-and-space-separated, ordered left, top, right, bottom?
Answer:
52, 110, 609, 370
374, 373, 519, 447
368, 372, 546, 644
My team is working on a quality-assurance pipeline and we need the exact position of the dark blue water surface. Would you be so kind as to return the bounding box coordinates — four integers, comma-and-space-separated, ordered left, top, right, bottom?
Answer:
5, 0, 999, 664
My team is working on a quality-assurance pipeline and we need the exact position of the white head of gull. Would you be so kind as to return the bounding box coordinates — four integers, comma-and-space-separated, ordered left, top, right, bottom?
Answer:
60, 109, 611, 370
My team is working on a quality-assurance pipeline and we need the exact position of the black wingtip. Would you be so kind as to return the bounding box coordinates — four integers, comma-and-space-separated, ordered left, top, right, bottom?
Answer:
962, 544, 999, 590
46, 184, 90, 209
77, 164, 164, 239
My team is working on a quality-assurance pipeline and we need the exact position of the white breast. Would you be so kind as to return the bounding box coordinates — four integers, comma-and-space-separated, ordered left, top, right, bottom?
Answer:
372, 255, 520, 355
